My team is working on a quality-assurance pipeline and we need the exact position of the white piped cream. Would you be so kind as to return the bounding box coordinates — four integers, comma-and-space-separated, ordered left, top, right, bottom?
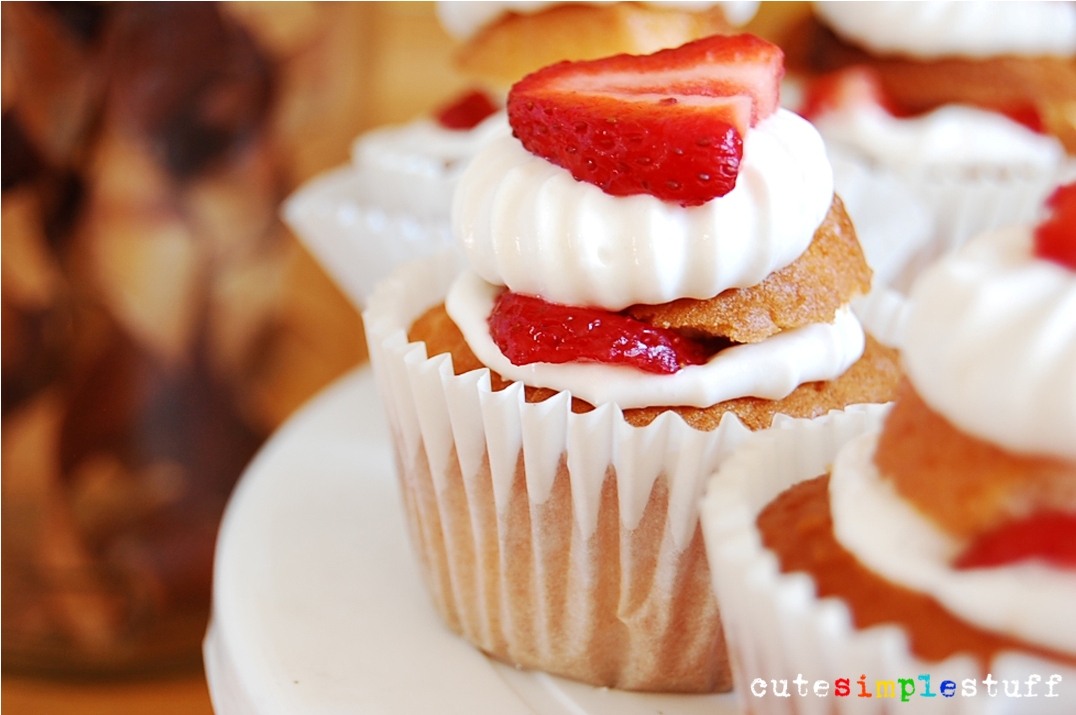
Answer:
454, 109, 834, 311
903, 226, 1076, 462
815, 1, 1076, 60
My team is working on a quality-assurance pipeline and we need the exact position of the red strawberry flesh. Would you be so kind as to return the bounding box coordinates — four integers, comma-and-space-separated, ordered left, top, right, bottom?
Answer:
801, 67, 900, 120
508, 34, 784, 206
955, 511, 1076, 570
488, 291, 714, 375
436, 89, 499, 131
1034, 182, 1076, 270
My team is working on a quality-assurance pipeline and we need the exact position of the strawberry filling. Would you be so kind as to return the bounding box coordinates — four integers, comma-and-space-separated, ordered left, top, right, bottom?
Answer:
507, 34, 784, 207
488, 292, 718, 375
1034, 182, 1076, 270
955, 511, 1076, 570
436, 89, 499, 131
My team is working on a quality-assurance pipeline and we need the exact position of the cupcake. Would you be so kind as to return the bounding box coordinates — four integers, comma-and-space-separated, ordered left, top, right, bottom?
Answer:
799, 1, 1076, 150
702, 183, 1076, 712
785, 2, 1076, 346
439, 1, 759, 88
363, 35, 901, 693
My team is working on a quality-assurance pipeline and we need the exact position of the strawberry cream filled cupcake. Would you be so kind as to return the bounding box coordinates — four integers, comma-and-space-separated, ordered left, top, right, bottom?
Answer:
703, 184, 1076, 712
439, 1, 759, 88
788, 2, 1076, 347
364, 35, 900, 693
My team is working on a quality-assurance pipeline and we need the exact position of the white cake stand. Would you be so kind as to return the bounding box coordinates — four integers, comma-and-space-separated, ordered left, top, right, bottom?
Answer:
203, 366, 741, 715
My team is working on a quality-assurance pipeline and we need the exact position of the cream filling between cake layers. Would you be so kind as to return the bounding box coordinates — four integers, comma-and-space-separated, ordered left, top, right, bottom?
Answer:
814, 1, 1076, 60
829, 431, 1076, 656
454, 109, 834, 311
903, 226, 1076, 462
445, 269, 865, 409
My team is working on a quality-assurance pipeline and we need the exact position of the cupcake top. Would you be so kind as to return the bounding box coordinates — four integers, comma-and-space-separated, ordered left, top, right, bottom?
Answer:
437, 1, 760, 42
444, 35, 872, 409
828, 185, 1076, 655
814, 1, 1076, 60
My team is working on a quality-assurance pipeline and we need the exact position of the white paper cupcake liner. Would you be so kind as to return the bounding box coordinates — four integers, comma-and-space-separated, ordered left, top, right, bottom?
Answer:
364, 252, 792, 692
283, 165, 456, 310
701, 407, 1076, 714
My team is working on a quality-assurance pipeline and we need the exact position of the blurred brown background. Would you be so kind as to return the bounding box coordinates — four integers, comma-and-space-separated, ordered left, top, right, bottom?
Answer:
1, 2, 805, 712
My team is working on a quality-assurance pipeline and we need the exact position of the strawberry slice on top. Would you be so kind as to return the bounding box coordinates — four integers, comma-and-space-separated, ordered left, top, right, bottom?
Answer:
507, 34, 784, 207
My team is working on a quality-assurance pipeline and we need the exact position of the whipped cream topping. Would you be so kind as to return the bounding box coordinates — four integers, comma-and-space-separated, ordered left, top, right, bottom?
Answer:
445, 270, 865, 409
813, 103, 1067, 174
814, 1, 1076, 60
903, 225, 1076, 462
830, 431, 1076, 655
350, 112, 509, 218
437, 1, 759, 41
454, 109, 834, 311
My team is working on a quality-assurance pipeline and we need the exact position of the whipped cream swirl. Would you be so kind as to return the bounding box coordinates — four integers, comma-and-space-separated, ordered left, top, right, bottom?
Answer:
815, 1, 1076, 60
454, 109, 834, 311
903, 225, 1076, 462
350, 112, 509, 218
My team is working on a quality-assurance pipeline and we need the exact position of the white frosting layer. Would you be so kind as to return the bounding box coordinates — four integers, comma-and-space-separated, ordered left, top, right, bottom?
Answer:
813, 103, 1067, 173
350, 112, 509, 218
815, 1, 1076, 60
445, 270, 865, 409
454, 109, 834, 311
903, 226, 1076, 462
831, 431, 1076, 655
437, 1, 759, 41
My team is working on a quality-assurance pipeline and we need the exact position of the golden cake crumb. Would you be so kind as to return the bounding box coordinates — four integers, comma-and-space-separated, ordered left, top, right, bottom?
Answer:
626, 197, 872, 344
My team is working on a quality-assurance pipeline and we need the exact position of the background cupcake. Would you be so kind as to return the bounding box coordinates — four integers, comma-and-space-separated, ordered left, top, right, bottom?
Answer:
785, 1, 1076, 347
702, 184, 1076, 712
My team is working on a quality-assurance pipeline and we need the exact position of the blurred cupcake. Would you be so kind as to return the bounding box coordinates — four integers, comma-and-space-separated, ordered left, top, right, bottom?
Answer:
283, 90, 505, 308
785, 2, 1076, 346
440, 0, 759, 88
364, 35, 900, 693
702, 183, 1076, 712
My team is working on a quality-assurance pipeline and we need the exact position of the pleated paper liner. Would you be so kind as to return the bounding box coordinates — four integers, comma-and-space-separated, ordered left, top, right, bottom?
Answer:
364, 253, 780, 692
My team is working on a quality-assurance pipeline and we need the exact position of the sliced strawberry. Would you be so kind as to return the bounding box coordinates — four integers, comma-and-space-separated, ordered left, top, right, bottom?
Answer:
488, 291, 715, 375
996, 103, 1046, 135
800, 66, 903, 121
955, 511, 1076, 570
1034, 182, 1076, 270
507, 34, 784, 206
436, 89, 499, 131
